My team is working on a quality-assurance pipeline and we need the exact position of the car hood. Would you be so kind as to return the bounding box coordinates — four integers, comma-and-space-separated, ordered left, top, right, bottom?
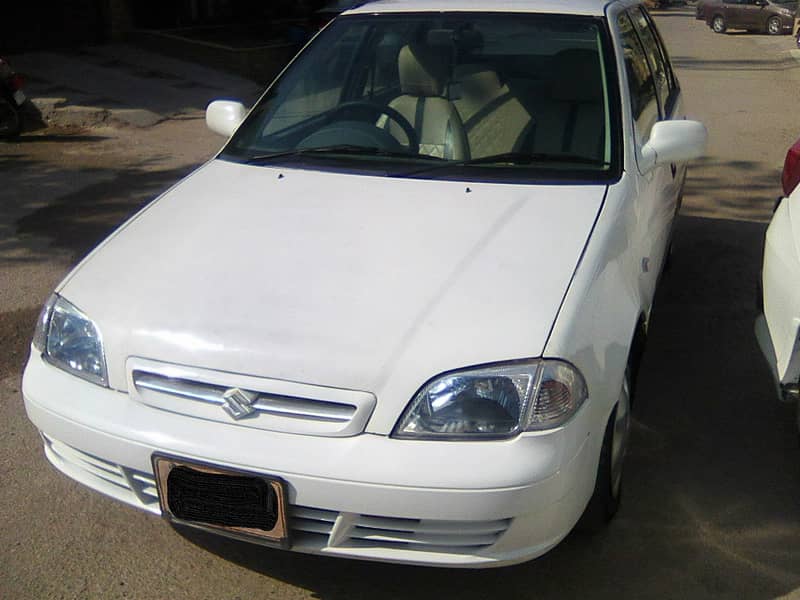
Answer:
60, 159, 605, 432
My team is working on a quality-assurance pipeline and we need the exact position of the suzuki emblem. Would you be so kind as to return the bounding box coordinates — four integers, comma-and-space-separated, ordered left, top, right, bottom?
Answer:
222, 388, 258, 420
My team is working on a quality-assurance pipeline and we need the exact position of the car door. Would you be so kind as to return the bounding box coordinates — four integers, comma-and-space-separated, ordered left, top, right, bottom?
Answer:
616, 8, 682, 306
738, 0, 764, 28
721, 0, 743, 27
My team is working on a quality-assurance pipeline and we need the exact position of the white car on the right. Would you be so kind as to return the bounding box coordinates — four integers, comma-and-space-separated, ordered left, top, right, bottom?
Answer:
758, 139, 800, 414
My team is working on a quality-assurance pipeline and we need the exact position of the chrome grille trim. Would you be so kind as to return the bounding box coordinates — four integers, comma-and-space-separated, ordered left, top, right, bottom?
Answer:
133, 372, 356, 423
126, 358, 376, 437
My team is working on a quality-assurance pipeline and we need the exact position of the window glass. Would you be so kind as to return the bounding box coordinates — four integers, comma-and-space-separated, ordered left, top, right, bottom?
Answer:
639, 8, 677, 99
630, 8, 669, 116
222, 13, 618, 181
261, 25, 369, 135
617, 12, 659, 142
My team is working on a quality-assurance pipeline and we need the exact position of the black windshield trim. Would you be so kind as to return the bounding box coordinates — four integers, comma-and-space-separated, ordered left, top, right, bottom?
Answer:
220, 155, 623, 185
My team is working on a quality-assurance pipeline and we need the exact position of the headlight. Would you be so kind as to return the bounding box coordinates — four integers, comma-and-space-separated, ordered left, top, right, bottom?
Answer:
392, 359, 587, 440
32, 294, 108, 387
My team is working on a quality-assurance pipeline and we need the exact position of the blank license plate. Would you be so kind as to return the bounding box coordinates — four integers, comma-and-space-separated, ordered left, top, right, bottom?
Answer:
152, 455, 289, 547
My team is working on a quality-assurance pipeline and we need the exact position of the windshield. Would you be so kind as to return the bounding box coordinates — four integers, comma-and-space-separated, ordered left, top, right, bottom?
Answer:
221, 13, 620, 182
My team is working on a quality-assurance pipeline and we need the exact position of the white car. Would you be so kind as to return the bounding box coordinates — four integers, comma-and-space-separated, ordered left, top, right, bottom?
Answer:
23, 0, 706, 568
757, 139, 800, 413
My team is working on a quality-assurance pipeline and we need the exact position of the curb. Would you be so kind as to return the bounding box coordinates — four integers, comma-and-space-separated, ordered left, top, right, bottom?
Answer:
28, 97, 165, 130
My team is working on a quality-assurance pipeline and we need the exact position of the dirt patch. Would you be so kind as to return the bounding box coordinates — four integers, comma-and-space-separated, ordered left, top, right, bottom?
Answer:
0, 307, 39, 379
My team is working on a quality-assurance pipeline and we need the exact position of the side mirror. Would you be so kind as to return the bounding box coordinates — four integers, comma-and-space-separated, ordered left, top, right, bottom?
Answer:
206, 100, 247, 137
755, 0, 768, 6
640, 120, 707, 173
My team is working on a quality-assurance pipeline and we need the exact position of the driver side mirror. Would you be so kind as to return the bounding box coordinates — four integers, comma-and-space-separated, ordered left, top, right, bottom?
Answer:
206, 100, 247, 137
641, 120, 707, 173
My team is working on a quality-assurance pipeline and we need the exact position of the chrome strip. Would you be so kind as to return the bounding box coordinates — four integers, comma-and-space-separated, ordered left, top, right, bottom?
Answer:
133, 372, 356, 423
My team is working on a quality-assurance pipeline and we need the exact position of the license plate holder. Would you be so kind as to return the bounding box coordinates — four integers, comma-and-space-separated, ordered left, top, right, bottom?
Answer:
152, 455, 290, 548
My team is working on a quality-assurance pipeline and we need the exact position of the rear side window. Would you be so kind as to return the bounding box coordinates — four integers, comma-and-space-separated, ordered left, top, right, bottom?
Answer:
617, 12, 659, 143
629, 8, 671, 116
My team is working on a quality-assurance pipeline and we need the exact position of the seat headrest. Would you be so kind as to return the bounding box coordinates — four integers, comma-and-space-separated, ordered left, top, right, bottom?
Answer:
398, 44, 449, 97
550, 49, 603, 103
454, 64, 502, 102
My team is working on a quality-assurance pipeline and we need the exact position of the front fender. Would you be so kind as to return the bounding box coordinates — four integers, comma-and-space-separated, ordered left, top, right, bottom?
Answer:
544, 178, 644, 434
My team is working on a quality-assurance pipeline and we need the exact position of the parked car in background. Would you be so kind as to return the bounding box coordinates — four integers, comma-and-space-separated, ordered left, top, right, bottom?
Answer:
704, 0, 796, 34
23, 0, 706, 568
757, 138, 800, 415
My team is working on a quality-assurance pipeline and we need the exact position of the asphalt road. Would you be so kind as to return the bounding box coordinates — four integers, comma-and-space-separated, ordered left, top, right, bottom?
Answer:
2, 9, 800, 599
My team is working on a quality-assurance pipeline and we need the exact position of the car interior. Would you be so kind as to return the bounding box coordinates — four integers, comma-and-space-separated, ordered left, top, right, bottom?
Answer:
233, 17, 610, 169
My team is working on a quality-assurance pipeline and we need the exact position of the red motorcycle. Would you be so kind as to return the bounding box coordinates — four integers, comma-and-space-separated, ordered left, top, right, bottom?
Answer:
0, 56, 25, 138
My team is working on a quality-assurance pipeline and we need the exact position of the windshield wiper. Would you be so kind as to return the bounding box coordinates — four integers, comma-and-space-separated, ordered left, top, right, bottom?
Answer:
244, 145, 446, 164
398, 152, 610, 177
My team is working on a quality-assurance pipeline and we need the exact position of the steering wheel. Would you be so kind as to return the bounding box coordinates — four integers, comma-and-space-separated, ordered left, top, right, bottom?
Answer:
322, 101, 420, 154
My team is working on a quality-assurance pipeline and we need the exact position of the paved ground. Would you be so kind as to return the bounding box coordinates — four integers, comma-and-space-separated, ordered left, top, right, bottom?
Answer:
2, 9, 800, 599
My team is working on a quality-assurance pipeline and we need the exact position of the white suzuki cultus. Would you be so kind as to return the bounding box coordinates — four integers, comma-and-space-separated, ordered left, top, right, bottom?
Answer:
23, 0, 706, 567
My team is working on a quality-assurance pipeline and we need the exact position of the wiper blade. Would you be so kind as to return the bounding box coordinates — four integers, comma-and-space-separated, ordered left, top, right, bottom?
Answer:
400, 152, 610, 176
244, 145, 446, 164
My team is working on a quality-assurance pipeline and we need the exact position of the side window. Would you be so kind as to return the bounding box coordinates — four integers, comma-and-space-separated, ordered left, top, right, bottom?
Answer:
617, 12, 659, 143
630, 8, 670, 117
639, 8, 678, 101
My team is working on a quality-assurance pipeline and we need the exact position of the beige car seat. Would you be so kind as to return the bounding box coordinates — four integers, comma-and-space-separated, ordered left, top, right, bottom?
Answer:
383, 44, 469, 160
531, 49, 606, 160
453, 64, 533, 159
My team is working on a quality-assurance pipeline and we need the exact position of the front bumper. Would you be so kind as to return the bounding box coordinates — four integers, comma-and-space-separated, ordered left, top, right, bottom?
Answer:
23, 353, 600, 568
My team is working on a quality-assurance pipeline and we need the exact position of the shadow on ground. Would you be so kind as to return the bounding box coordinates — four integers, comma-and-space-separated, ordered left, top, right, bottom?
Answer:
174, 214, 800, 599
682, 157, 781, 223
0, 153, 195, 263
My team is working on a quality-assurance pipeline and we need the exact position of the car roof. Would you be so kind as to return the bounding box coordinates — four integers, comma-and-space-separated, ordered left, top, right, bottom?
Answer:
344, 0, 636, 17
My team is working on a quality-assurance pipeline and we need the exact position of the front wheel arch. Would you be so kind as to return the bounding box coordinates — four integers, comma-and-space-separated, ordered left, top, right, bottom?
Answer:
576, 368, 631, 532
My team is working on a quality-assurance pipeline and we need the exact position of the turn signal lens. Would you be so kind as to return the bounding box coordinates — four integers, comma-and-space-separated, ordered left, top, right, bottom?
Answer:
782, 137, 800, 196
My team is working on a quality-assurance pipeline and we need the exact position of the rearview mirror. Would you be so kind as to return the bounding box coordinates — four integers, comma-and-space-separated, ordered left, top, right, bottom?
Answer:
641, 120, 707, 173
206, 100, 247, 137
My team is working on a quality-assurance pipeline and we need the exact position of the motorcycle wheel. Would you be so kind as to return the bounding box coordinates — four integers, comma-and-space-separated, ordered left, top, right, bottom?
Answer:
0, 95, 22, 139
